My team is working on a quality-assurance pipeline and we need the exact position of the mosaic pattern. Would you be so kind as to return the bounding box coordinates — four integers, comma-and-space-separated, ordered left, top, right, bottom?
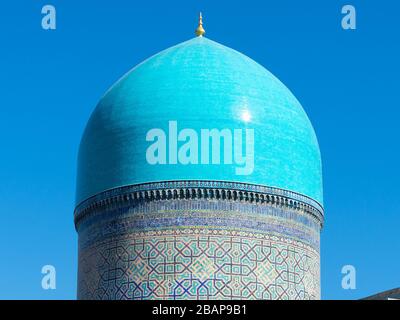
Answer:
78, 229, 320, 300
76, 182, 322, 300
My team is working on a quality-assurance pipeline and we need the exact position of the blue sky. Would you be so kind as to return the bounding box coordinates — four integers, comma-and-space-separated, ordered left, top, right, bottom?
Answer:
0, 0, 399, 299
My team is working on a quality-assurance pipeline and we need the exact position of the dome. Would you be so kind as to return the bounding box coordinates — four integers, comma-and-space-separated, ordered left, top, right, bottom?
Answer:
76, 36, 323, 206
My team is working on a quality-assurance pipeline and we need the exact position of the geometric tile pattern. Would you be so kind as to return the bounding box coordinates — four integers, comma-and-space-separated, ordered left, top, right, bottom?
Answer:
78, 229, 320, 300
76, 183, 322, 300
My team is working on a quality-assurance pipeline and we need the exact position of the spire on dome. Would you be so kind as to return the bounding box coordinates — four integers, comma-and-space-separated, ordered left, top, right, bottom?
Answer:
195, 12, 205, 37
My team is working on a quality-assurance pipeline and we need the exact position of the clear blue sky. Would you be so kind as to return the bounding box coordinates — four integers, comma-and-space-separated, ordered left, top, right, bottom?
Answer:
0, 0, 399, 300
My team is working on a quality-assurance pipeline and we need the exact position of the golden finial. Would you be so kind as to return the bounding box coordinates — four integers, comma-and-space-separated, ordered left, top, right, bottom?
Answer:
195, 12, 205, 37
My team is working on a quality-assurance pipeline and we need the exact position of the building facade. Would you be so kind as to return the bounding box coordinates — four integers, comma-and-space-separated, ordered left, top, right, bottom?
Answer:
74, 23, 324, 300
362, 288, 400, 300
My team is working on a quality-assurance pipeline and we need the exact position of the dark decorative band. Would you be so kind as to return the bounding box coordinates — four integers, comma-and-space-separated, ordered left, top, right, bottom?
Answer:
78, 212, 321, 251
74, 181, 324, 227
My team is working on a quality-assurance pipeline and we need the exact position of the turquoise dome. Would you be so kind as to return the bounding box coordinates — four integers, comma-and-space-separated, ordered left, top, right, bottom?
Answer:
76, 37, 323, 205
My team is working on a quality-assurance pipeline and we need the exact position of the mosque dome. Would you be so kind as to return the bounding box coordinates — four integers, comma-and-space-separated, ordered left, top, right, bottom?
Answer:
76, 36, 323, 206
75, 19, 325, 300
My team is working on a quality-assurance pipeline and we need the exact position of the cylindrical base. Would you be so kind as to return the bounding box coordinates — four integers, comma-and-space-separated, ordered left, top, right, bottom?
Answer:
75, 182, 322, 300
